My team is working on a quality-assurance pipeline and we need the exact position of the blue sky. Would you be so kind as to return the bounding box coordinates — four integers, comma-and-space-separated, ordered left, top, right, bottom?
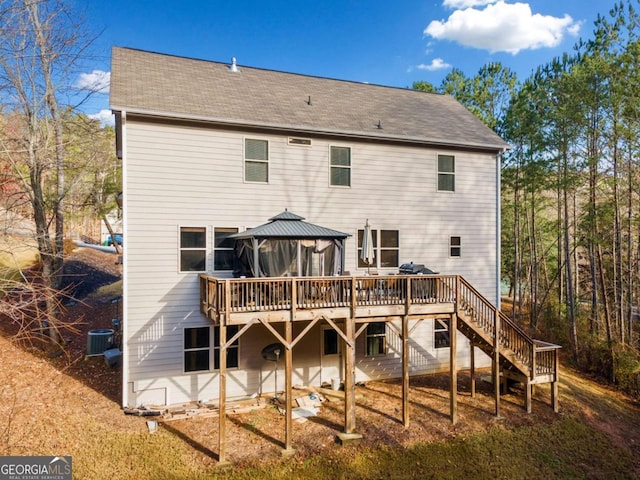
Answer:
78, 0, 619, 124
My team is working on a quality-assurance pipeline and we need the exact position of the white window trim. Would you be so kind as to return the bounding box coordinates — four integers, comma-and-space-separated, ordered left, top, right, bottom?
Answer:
365, 322, 388, 357
329, 145, 352, 188
434, 318, 450, 349
244, 137, 270, 184
213, 226, 239, 272
449, 235, 461, 258
357, 229, 400, 270
437, 153, 456, 193
178, 225, 208, 274
183, 326, 211, 374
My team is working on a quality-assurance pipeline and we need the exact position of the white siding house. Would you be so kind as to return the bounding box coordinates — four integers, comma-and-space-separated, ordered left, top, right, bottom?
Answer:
110, 47, 509, 408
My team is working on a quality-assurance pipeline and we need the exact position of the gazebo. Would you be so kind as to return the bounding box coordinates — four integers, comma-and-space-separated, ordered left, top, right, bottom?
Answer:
230, 210, 351, 277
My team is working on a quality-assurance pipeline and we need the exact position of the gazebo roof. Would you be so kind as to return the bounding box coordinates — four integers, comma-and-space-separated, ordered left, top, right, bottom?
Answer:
230, 210, 350, 240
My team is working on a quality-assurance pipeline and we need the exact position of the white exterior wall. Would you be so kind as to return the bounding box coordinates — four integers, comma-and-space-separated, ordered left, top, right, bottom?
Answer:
122, 117, 497, 407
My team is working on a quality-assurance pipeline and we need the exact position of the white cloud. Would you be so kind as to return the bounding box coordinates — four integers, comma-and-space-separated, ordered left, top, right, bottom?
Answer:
426, 1, 579, 54
75, 70, 110, 93
89, 109, 115, 127
416, 58, 452, 71
443, 0, 497, 8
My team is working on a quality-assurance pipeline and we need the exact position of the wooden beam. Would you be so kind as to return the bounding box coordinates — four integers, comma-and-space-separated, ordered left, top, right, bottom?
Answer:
450, 313, 458, 424
289, 315, 323, 350
402, 315, 409, 427
284, 321, 294, 454
324, 316, 353, 348
470, 341, 476, 398
344, 316, 356, 434
218, 323, 228, 465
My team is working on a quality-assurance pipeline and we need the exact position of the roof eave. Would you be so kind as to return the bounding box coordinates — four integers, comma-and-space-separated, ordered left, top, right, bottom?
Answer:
110, 106, 510, 153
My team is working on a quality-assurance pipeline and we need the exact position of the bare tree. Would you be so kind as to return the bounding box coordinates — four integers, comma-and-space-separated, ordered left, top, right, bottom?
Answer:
0, 0, 94, 342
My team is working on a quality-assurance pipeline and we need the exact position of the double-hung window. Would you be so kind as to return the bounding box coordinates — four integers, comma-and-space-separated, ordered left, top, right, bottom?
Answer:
434, 318, 450, 348
214, 227, 238, 271
245, 138, 269, 183
184, 327, 210, 372
357, 229, 399, 268
180, 227, 206, 272
437, 154, 455, 192
330, 146, 351, 187
450, 236, 461, 257
366, 322, 387, 356
214, 325, 239, 369
379, 230, 399, 268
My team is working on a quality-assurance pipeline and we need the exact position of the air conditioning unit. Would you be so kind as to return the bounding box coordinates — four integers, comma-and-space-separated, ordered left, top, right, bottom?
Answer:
86, 329, 115, 356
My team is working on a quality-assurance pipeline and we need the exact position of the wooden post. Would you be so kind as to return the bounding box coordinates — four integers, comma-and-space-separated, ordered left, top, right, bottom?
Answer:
450, 313, 458, 424
526, 343, 535, 414
402, 315, 409, 427
551, 348, 560, 413
283, 321, 294, 454
218, 322, 227, 465
493, 308, 501, 418
469, 341, 476, 398
344, 317, 356, 434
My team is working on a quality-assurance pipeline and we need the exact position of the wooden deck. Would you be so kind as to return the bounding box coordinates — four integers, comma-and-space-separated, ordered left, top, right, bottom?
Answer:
199, 273, 561, 463
200, 274, 456, 324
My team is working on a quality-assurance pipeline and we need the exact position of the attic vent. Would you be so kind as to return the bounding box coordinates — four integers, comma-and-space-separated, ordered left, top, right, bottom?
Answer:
229, 57, 239, 73
288, 137, 312, 146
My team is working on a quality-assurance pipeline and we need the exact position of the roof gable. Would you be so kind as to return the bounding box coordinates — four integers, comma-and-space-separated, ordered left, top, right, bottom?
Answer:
110, 47, 509, 152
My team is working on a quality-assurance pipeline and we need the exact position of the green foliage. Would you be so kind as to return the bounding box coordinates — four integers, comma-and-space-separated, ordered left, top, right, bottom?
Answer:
412, 80, 437, 93
613, 345, 640, 397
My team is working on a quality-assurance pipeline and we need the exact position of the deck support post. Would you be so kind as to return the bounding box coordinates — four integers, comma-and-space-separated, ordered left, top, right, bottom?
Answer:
284, 321, 294, 454
344, 316, 357, 434
402, 315, 409, 427
450, 313, 458, 424
551, 349, 560, 413
469, 341, 476, 398
218, 322, 228, 465
525, 380, 532, 413
493, 308, 501, 418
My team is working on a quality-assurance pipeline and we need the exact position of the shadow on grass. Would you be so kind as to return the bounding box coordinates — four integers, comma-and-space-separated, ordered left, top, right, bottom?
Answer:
161, 422, 220, 461
228, 413, 285, 450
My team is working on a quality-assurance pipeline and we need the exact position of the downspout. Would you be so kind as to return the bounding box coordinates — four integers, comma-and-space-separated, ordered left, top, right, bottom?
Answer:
496, 150, 504, 308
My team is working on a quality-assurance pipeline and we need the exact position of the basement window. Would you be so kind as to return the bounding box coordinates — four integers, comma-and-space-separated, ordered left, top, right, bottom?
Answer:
366, 322, 387, 356
214, 325, 239, 369
184, 327, 210, 372
434, 318, 450, 349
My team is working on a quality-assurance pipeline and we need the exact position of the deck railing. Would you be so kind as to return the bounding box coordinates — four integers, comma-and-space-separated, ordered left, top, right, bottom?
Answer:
200, 274, 457, 317
199, 273, 560, 380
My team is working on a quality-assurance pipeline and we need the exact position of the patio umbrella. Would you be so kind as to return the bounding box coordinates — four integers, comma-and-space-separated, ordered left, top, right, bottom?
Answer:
360, 219, 375, 274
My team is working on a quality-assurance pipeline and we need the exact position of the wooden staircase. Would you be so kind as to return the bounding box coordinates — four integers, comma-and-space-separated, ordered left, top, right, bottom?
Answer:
455, 277, 561, 413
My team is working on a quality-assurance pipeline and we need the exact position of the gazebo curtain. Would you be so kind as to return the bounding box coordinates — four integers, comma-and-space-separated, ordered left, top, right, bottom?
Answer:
235, 238, 343, 277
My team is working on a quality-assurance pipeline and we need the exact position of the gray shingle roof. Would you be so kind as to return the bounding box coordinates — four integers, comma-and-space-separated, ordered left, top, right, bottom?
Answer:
230, 211, 350, 239
110, 47, 509, 152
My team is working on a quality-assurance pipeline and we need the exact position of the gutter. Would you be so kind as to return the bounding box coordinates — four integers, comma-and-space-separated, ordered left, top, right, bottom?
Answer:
109, 106, 510, 154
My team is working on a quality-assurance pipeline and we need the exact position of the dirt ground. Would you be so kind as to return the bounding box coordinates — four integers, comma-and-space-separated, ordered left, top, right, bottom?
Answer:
2, 246, 640, 469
